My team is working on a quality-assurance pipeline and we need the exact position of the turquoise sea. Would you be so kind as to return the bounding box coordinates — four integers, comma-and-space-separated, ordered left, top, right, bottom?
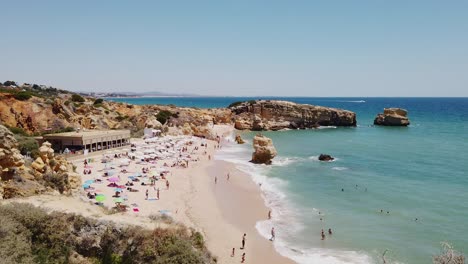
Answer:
109, 97, 468, 264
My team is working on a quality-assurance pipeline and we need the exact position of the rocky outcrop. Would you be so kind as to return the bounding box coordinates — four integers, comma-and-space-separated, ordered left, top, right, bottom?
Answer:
374, 108, 410, 126
0, 125, 25, 172
318, 154, 334, 162
235, 135, 245, 144
230, 100, 356, 130
0, 92, 232, 139
1, 125, 80, 199
251, 134, 277, 165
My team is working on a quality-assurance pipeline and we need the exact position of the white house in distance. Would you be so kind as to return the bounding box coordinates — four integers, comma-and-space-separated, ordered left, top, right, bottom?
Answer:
144, 128, 161, 139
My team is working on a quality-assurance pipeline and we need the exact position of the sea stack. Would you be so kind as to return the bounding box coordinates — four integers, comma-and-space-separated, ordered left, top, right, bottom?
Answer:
251, 134, 277, 165
374, 108, 410, 126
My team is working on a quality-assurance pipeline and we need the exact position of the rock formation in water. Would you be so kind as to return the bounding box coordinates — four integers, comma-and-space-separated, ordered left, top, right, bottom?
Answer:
251, 134, 277, 165
230, 100, 356, 131
235, 134, 245, 144
318, 154, 334, 162
374, 108, 410, 126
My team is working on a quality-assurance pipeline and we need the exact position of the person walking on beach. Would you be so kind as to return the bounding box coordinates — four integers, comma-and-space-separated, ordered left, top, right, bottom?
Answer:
231, 247, 235, 257
215, 176, 217, 184
227, 173, 230, 181
241, 253, 246, 263
166, 180, 170, 190
145, 189, 148, 200
157, 188, 160, 200
321, 229, 326, 240
241, 233, 246, 249
268, 210, 272, 219
270, 227, 276, 241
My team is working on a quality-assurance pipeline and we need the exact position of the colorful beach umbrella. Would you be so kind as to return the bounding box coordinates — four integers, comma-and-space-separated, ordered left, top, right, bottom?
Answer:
114, 197, 124, 203
84, 180, 94, 184
95, 195, 106, 202
107, 176, 120, 182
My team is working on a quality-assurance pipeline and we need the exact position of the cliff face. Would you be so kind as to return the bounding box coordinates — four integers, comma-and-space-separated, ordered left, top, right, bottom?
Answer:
230, 100, 356, 130
0, 92, 232, 139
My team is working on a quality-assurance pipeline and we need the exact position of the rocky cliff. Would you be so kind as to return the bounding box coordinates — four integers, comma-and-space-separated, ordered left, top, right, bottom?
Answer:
230, 100, 356, 130
0, 92, 232, 140
374, 108, 410, 126
0, 124, 80, 199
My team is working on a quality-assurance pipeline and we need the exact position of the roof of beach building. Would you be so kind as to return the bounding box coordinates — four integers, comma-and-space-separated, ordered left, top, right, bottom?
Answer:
43, 129, 131, 141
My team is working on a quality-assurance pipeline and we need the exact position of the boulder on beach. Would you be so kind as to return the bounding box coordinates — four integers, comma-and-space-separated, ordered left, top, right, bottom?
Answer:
251, 134, 277, 165
318, 154, 334, 162
235, 134, 245, 144
374, 108, 410, 126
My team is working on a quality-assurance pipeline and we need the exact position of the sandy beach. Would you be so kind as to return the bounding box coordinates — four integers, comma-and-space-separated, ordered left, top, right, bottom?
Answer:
4, 125, 294, 264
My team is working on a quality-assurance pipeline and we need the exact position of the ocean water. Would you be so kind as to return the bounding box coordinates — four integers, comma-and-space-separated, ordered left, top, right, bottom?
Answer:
110, 97, 468, 264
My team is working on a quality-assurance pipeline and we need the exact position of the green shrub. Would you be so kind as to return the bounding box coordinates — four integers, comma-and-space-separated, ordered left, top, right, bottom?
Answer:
93, 98, 103, 105
71, 94, 85, 102
156, 110, 173, 124
42, 172, 69, 194
228, 101, 243, 108
64, 100, 70, 106
14, 91, 32, 101
15, 136, 39, 155
0, 203, 214, 264
9, 126, 28, 136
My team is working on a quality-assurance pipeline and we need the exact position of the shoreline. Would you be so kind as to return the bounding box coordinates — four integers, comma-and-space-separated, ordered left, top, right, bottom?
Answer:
186, 158, 295, 264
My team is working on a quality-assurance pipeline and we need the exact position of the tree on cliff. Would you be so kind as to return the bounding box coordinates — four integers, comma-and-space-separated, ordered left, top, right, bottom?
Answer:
3, 80, 17, 86
71, 94, 85, 102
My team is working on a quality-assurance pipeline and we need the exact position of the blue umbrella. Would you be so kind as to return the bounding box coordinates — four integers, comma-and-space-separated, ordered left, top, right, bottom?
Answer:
84, 180, 94, 184
114, 188, 123, 192
82, 184, 91, 188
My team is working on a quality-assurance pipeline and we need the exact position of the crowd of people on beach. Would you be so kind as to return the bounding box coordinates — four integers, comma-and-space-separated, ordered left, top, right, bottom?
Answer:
79, 136, 212, 214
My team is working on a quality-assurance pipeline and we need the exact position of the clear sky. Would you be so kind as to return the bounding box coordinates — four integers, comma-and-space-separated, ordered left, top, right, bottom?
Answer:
2, 0, 467, 96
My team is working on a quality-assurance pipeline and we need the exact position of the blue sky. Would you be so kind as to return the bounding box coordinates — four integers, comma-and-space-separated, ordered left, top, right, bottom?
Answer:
2, 0, 467, 96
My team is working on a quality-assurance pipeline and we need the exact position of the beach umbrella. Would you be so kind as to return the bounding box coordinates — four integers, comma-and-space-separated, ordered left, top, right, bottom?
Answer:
114, 188, 123, 192
82, 183, 91, 188
84, 180, 94, 184
107, 176, 120, 182
114, 197, 124, 203
95, 195, 106, 202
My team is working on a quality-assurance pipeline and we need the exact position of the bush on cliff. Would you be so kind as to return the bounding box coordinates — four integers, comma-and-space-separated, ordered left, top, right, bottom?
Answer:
71, 94, 85, 102
228, 101, 243, 108
93, 98, 103, 105
8, 126, 28, 136
14, 135, 39, 156
156, 110, 173, 124
14, 91, 33, 101
0, 203, 214, 264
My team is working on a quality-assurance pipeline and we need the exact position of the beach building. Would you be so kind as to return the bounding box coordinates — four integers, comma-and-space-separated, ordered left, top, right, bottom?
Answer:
40, 129, 131, 152
143, 127, 161, 139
